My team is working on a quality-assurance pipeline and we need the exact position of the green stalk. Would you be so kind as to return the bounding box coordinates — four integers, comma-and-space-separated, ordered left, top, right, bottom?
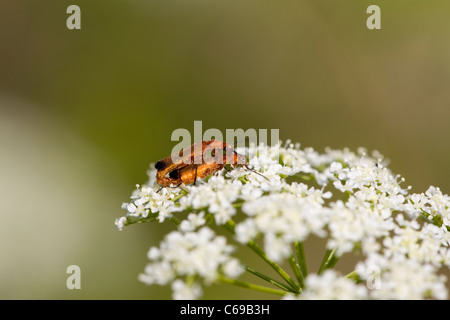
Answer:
345, 270, 362, 283
246, 240, 300, 292
224, 220, 301, 293
294, 241, 307, 277
244, 265, 295, 293
218, 275, 288, 297
318, 248, 340, 274
288, 256, 304, 289
169, 215, 181, 226
172, 195, 184, 203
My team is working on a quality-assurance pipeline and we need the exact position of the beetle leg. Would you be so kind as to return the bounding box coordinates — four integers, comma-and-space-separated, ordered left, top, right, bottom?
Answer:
244, 165, 269, 181
194, 166, 198, 185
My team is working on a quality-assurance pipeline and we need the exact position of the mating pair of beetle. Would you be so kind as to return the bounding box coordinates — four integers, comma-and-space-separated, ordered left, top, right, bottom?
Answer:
155, 140, 266, 188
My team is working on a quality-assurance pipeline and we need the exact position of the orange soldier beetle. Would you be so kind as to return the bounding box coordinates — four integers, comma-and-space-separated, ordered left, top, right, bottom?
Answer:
155, 140, 267, 188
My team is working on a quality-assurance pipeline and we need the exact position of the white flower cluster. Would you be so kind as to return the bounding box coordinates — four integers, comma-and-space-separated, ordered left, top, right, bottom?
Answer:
116, 184, 182, 230
138, 227, 242, 300
284, 269, 369, 300
117, 141, 450, 299
355, 253, 447, 299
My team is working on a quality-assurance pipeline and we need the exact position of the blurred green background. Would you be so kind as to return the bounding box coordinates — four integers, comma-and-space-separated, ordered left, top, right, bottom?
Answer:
1, 0, 450, 299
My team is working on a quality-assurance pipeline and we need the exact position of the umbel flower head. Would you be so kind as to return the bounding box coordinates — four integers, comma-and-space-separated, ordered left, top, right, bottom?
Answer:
116, 141, 450, 300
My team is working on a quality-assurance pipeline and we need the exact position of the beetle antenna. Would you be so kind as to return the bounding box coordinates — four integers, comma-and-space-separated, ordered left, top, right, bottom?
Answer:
244, 165, 269, 181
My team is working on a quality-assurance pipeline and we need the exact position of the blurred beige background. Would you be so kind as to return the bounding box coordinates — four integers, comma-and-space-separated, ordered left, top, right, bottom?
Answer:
1, 0, 450, 299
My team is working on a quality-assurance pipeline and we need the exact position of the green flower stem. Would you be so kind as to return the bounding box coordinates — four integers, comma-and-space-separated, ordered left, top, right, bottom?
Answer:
217, 275, 288, 297
232, 201, 245, 208
294, 241, 307, 277
345, 270, 360, 282
247, 240, 300, 292
224, 219, 301, 293
288, 255, 305, 289
244, 265, 295, 293
293, 172, 315, 182
318, 248, 340, 274
172, 194, 185, 202
169, 215, 181, 226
